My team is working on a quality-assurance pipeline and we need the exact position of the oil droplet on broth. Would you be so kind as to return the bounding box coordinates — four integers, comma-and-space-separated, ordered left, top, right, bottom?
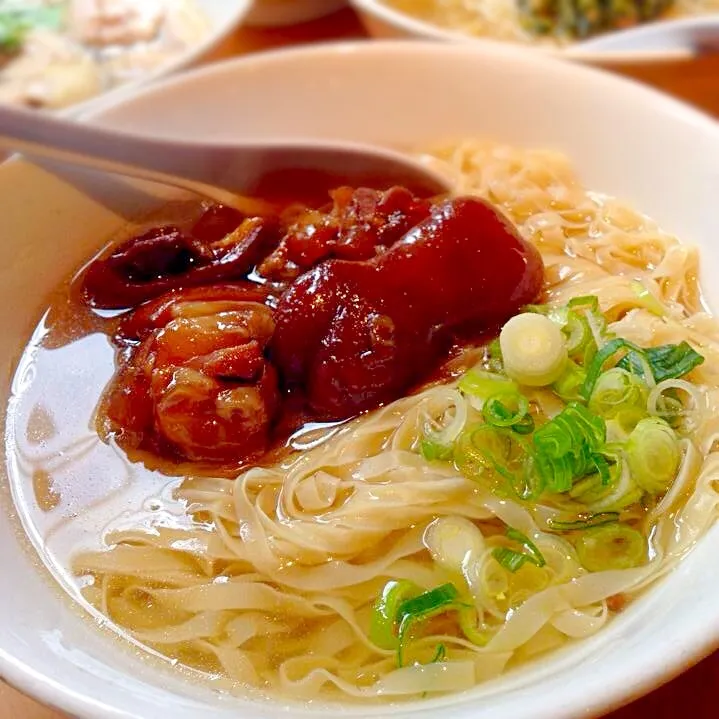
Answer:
26, 403, 58, 444
32, 469, 61, 512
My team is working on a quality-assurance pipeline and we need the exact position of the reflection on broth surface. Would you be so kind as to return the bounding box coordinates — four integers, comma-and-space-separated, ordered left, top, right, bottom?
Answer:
7, 140, 719, 704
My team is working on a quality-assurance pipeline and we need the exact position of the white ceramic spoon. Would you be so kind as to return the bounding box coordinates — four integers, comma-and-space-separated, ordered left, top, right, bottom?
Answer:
574, 16, 719, 54
0, 104, 450, 211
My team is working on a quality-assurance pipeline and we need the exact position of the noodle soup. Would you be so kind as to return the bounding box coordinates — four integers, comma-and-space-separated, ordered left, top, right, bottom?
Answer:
7, 140, 719, 703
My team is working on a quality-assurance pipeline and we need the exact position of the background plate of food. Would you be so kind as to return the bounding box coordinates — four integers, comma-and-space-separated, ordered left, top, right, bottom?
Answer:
350, 0, 719, 60
0, 0, 252, 112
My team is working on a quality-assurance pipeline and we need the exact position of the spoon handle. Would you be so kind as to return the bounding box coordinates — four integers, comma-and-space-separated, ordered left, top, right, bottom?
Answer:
573, 16, 719, 54
0, 104, 243, 207
0, 104, 449, 206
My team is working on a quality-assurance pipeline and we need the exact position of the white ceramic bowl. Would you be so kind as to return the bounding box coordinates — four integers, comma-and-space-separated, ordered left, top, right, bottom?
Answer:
2, 40, 719, 719
57, 0, 253, 117
350, 0, 719, 61
244, 0, 347, 26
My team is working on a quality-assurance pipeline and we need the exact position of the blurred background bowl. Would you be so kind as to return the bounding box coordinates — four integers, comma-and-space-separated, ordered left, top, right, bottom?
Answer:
349, 0, 719, 61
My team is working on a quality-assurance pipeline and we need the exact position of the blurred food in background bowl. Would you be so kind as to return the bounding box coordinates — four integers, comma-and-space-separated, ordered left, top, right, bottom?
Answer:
0, 0, 252, 111
350, 0, 719, 58
244, 0, 346, 26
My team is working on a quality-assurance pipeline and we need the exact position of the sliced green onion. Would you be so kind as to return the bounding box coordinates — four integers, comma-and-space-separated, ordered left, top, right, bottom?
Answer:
546, 307, 570, 325
458, 370, 517, 409
581, 338, 654, 400
512, 412, 536, 435
647, 378, 701, 426
430, 643, 447, 663
582, 339, 599, 369
525, 301, 594, 357
630, 280, 666, 317
592, 453, 612, 485
618, 341, 704, 384
547, 512, 620, 531
420, 389, 468, 452
649, 389, 684, 425
523, 302, 566, 321
626, 417, 680, 495
500, 313, 568, 387
397, 584, 461, 624
567, 295, 613, 351
506, 527, 546, 567
458, 606, 490, 646
567, 295, 601, 312
585, 459, 643, 513
419, 439, 454, 462
424, 516, 485, 577
522, 303, 546, 313
492, 527, 546, 572
568, 447, 623, 503
492, 547, 533, 572
575, 523, 647, 572
454, 424, 541, 500
588, 367, 648, 428
453, 424, 494, 483
370, 579, 418, 650
482, 392, 530, 428
552, 359, 587, 402
593, 487, 643, 513
563, 310, 593, 356
484, 339, 504, 373
605, 406, 650, 439
569, 472, 608, 501
532, 402, 606, 493
396, 583, 462, 666
371, 581, 473, 665
574, 442, 641, 512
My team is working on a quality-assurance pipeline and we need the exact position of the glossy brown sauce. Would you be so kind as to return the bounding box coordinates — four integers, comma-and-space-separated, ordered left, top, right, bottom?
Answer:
68, 188, 543, 474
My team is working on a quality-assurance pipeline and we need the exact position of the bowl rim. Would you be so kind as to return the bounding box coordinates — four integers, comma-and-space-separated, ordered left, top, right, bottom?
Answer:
3, 38, 719, 719
57, 0, 254, 119
348, 0, 707, 63
77, 37, 719, 137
